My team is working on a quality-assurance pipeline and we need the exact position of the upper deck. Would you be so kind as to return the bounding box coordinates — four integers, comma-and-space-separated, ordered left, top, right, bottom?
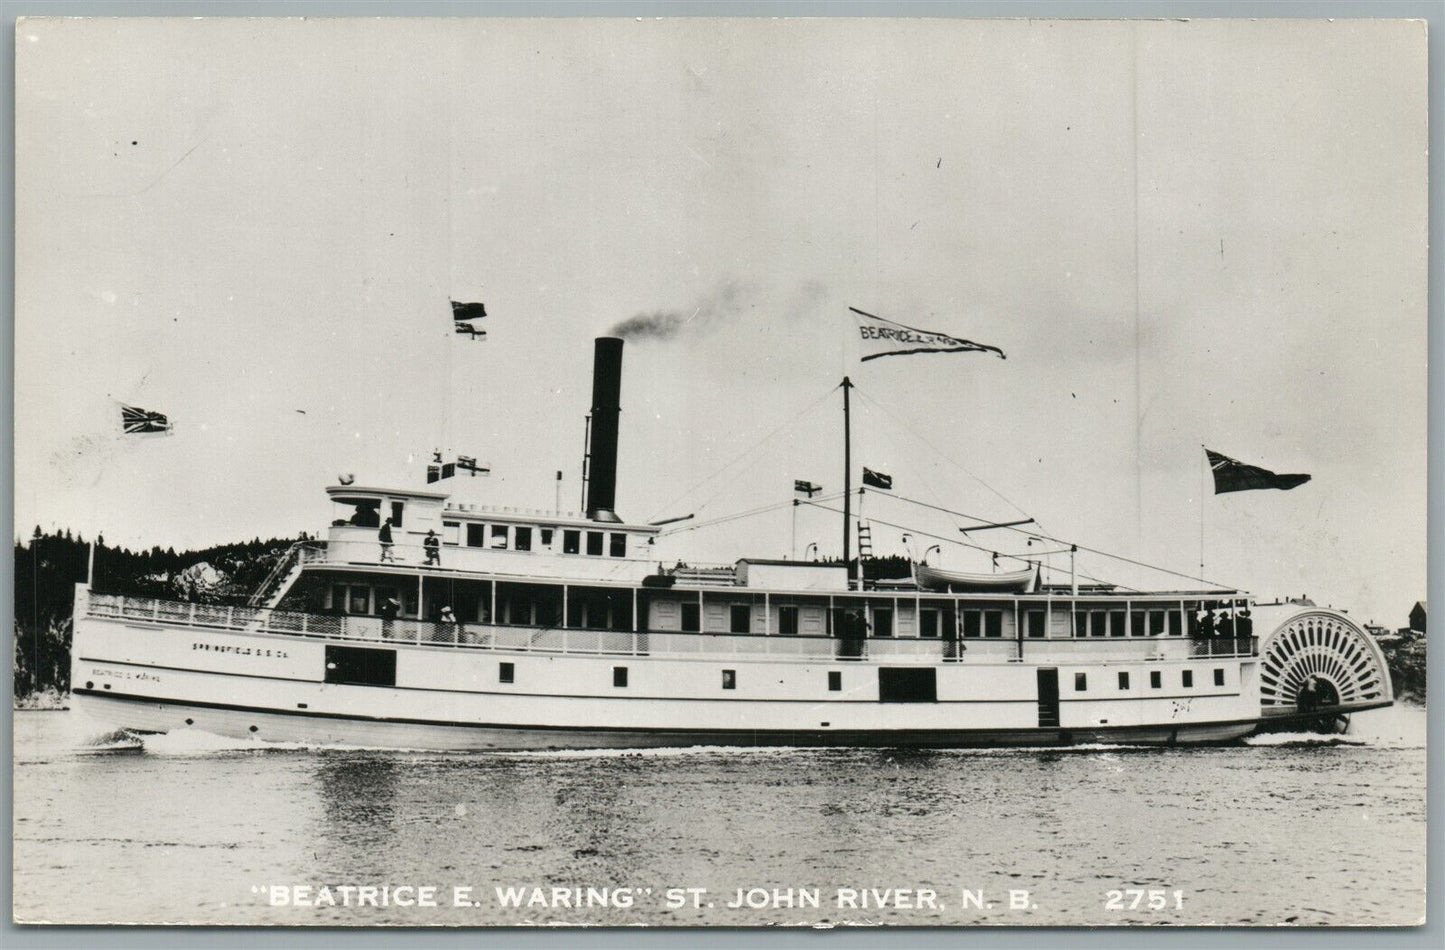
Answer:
325, 484, 662, 584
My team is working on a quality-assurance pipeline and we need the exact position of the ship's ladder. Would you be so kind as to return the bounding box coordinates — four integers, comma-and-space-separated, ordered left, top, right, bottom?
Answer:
857, 522, 874, 558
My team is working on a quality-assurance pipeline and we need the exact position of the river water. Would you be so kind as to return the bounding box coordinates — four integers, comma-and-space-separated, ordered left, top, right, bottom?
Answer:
12, 705, 1427, 927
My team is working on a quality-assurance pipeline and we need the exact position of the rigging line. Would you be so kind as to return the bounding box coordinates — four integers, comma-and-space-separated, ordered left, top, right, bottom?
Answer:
851, 385, 1037, 524
854, 385, 1108, 585
656, 491, 847, 539
684, 393, 839, 521
644, 384, 839, 523
659, 489, 846, 536
850, 398, 969, 537
802, 501, 1139, 592
1020, 529, 1238, 592
882, 492, 1237, 590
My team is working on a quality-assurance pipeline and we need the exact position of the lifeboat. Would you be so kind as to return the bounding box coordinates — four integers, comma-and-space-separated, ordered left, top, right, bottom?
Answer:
913, 561, 1037, 592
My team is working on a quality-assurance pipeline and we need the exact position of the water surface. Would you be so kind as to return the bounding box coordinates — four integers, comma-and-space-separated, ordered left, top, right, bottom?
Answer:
12, 707, 1426, 926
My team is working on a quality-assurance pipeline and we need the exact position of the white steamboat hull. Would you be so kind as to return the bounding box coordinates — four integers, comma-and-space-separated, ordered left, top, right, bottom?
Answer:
69, 605, 1387, 751
72, 689, 1264, 750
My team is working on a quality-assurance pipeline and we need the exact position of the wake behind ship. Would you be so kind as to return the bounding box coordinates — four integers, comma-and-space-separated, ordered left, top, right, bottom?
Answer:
70, 336, 1393, 750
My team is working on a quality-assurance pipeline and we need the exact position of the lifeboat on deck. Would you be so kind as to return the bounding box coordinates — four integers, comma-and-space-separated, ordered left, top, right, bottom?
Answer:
913, 561, 1037, 593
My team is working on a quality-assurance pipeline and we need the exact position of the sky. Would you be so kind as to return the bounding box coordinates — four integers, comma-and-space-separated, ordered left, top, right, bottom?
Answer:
14, 17, 1428, 627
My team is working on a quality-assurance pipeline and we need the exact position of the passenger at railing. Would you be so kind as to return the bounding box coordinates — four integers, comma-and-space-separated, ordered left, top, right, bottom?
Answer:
439, 605, 458, 643
1236, 607, 1253, 640
378, 518, 396, 562
379, 595, 400, 639
1216, 610, 1236, 641
1198, 608, 1216, 639
423, 530, 441, 567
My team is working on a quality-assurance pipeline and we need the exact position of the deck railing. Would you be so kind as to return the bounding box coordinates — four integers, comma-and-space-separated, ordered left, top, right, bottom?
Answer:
82, 592, 1259, 663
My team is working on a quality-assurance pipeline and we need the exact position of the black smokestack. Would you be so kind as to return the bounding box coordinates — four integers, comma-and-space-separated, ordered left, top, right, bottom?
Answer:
585, 337, 624, 523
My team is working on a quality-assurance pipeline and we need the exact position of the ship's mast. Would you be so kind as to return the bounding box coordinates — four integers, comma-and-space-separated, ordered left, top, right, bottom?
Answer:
842, 376, 853, 590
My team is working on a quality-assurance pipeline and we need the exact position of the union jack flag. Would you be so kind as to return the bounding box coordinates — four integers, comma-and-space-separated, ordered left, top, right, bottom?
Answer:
121, 404, 173, 436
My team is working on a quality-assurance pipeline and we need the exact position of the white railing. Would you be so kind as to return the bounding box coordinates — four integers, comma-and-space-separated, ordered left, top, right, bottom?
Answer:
83, 592, 1257, 663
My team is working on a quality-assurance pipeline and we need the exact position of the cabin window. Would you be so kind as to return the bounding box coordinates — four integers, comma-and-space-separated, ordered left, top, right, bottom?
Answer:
338, 498, 382, 527
984, 610, 1003, 639
609, 533, 627, 557
490, 525, 509, 549
613, 666, 628, 688
962, 612, 982, 638
1182, 669, 1194, 688
779, 605, 799, 635
499, 662, 514, 684
1089, 612, 1107, 638
1149, 611, 1166, 636
1074, 672, 1087, 692
1110, 610, 1126, 637
872, 608, 893, 638
514, 527, 532, 551
1214, 668, 1225, 687
587, 531, 604, 556
730, 605, 751, 634
828, 671, 842, 691
442, 521, 460, 545
563, 530, 581, 554
1026, 610, 1046, 638
919, 608, 939, 638
1118, 671, 1130, 690
1168, 611, 1183, 636
403, 586, 419, 617
1150, 670, 1162, 689
540, 528, 554, 548
390, 501, 405, 528
681, 602, 701, 633
722, 669, 736, 690
349, 586, 371, 614
466, 524, 485, 547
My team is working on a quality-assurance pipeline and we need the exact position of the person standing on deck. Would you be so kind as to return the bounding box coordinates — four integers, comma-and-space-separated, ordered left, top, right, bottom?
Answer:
379, 595, 401, 639
1199, 608, 1216, 639
423, 529, 441, 566
379, 517, 396, 562
1217, 609, 1236, 642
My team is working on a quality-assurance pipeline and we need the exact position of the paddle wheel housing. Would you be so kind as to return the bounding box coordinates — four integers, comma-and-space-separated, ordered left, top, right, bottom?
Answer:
1255, 608, 1392, 712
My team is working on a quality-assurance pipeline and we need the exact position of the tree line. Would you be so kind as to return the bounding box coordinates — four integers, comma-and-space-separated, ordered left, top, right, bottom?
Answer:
13, 527, 302, 699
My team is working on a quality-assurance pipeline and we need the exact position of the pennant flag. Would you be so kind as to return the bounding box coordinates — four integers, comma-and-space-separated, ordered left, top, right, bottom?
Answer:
120, 404, 173, 436
794, 479, 822, 498
851, 307, 1005, 362
450, 301, 487, 321
862, 467, 893, 490
1206, 448, 1311, 494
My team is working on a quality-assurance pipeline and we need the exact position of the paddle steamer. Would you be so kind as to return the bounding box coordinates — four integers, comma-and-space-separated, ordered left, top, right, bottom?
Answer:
70, 336, 1393, 749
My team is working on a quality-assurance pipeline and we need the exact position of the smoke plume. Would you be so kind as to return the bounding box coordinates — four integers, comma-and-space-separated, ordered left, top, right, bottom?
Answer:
609, 280, 748, 341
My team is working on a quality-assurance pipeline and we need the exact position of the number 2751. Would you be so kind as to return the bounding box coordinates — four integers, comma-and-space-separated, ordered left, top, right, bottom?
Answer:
1104, 889, 1184, 911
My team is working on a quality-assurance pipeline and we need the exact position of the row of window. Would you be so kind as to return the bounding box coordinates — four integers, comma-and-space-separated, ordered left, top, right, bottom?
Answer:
442, 521, 631, 558
1075, 668, 1227, 692
493, 664, 1226, 694
496, 661, 847, 692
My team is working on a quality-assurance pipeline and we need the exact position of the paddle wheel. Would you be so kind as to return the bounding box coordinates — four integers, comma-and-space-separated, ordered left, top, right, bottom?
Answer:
1256, 608, 1392, 731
